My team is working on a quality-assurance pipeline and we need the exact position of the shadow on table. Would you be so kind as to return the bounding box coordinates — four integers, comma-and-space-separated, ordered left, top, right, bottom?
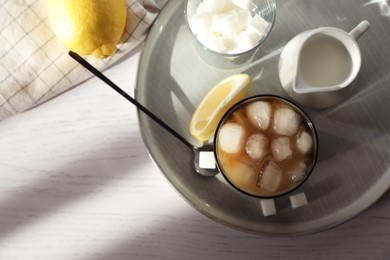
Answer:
80, 189, 390, 260
0, 130, 149, 242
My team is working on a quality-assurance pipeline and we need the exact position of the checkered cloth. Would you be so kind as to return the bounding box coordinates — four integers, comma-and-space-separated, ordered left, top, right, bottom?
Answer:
0, 0, 168, 120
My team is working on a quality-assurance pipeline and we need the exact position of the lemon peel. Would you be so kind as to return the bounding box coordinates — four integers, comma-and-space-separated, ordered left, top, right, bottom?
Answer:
190, 74, 252, 141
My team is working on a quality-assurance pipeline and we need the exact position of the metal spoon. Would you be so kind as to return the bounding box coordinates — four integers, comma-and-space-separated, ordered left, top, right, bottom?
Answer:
69, 51, 218, 177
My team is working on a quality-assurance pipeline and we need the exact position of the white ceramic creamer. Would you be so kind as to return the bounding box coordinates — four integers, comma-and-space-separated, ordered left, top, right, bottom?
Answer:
278, 21, 370, 109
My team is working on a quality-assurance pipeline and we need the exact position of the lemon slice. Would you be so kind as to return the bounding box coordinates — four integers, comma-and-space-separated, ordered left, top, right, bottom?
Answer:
190, 74, 252, 141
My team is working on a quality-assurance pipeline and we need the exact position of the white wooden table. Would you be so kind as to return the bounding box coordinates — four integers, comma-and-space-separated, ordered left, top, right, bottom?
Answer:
0, 47, 389, 260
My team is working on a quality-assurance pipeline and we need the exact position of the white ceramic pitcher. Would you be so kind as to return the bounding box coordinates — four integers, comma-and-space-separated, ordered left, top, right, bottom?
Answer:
279, 21, 370, 109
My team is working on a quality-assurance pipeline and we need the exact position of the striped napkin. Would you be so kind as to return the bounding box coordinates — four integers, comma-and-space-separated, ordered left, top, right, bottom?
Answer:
0, 0, 168, 120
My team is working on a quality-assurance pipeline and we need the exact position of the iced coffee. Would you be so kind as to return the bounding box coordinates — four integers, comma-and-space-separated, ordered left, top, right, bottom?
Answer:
214, 95, 318, 198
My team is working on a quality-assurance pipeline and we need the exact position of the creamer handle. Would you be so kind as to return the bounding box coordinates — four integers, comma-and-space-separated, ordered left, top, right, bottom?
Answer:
349, 20, 370, 40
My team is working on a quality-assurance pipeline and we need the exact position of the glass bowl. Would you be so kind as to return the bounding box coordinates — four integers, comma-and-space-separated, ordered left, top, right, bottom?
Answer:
184, 0, 276, 68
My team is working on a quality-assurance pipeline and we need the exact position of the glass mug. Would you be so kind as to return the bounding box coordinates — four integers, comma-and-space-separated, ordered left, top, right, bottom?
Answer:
213, 95, 318, 198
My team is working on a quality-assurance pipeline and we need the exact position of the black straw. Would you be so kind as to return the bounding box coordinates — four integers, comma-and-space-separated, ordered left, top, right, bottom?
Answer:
69, 51, 194, 150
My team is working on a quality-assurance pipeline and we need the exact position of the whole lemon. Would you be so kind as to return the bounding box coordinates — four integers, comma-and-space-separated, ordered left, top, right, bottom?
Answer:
47, 0, 127, 58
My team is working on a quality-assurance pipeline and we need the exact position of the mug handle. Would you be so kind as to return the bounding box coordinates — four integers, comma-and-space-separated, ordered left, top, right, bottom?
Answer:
349, 20, 371, 40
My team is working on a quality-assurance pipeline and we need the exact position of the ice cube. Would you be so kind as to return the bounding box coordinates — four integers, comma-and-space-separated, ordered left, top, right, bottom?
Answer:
245, 133, 269, 160
246, 101, 272, 130
286, 161, 307, 183
296, 130, 313, 155
217, 123, 245, 154
228, 160, 257, 187
257, 160, 283, 193
271, 137, 293, 161
273, 107, 301, 136
248, 14, 270, 36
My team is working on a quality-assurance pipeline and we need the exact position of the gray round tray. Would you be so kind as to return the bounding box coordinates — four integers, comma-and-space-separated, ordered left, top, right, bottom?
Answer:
135, 0, 390, 235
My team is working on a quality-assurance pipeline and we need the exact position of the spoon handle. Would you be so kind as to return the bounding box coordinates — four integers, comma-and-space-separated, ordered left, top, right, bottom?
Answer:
68, 51, 194, 150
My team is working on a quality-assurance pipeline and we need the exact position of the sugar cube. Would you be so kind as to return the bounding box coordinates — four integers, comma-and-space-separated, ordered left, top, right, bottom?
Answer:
289, 192, 308, 208
203, 0, 229, 13
190, 13, 211, 35
237, 29, 262, 51
210, 11, 235, 34
248, 14, 270, 36
260, 199, 276, 216
232, 0, 254, 10
199, 151, 216, 169
188, 0, 270, 54
197, 32, 227, 53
